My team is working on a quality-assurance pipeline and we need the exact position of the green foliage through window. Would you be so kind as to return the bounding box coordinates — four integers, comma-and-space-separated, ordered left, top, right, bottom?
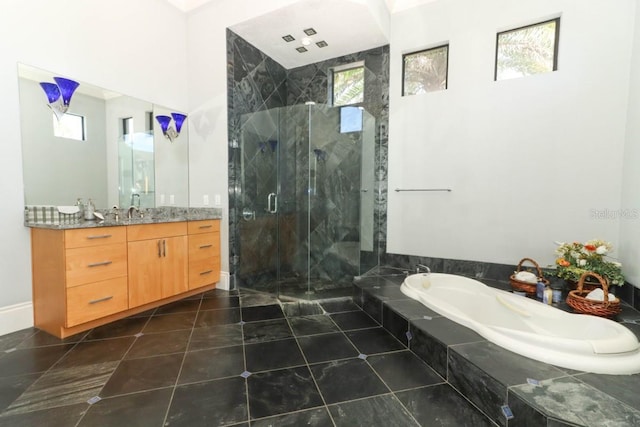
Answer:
403, 45, 449, 96
495, 18, 560, 81
333, 66, 364, 106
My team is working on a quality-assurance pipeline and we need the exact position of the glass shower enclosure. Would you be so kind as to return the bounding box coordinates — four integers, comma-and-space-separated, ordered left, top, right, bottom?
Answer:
235, 103, 375, 300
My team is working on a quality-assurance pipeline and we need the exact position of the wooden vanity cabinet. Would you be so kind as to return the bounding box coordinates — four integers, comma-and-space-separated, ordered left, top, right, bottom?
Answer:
31, 226, 129, 337
127, 222, 188, 308
31, 219, 220, 339
188, 220, 221, 289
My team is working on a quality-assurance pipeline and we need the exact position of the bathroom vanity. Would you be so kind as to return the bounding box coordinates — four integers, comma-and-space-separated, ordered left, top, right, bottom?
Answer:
29, 217, 221, 338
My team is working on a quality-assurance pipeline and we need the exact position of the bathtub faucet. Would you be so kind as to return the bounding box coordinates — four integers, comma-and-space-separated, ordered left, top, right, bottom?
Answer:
416, 264, 431, 274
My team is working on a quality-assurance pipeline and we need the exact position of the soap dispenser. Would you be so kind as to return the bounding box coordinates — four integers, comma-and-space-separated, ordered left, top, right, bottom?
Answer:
84, 199, 95, 220
76, 198, 84, 218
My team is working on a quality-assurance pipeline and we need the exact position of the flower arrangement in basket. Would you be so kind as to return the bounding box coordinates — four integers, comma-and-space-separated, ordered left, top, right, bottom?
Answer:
554, 239, 624, 287
566, 272, 621, 318
510, 258, 549, 296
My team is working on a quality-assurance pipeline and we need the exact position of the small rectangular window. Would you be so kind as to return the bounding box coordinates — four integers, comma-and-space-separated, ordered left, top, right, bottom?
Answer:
402, 45, 449, 96
495, 18, 560, 81
53, 113, 85, 141
332, 65, 364, 106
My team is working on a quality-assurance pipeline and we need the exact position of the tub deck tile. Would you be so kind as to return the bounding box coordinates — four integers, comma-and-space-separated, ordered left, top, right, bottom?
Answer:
353, 274, 640, 427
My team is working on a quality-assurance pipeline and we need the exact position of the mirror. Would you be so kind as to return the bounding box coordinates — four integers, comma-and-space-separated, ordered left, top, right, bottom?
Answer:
17, 63, 189, 210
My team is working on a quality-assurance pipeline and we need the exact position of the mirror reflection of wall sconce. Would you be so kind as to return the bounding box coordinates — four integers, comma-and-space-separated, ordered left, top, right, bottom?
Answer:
39, 77, 80, 121
155, 113, 187, 142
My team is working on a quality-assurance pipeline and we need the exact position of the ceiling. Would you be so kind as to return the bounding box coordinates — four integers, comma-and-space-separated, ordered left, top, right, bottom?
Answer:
165, 0, 437, 69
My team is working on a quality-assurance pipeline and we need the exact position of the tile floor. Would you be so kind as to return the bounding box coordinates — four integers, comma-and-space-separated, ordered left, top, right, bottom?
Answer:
0, 288, 494, 427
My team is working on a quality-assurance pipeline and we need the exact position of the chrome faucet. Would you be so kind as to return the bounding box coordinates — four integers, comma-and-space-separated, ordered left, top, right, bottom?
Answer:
127, 206, 139, 219
111, 205, 119, 222
416, 264, 431, 274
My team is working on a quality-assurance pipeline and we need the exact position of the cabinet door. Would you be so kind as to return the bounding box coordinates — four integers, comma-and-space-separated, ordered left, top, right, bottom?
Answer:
161, 235, 188, 298
128, 239, 164, 308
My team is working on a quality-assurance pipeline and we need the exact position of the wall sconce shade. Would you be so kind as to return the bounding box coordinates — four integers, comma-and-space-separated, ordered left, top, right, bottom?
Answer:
39, 77, 79, 121
155, 113, 187, 142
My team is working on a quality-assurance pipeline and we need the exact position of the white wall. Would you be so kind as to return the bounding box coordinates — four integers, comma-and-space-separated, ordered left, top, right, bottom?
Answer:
388, 0, 636, 270
620, 1, 640, 287
0, 0, 188, 324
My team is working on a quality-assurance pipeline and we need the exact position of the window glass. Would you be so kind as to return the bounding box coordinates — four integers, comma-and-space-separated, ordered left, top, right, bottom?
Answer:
403, 45, 449, 96
496, 19, 560, 81
333, 66, 364, 106
53, 113, 85, 141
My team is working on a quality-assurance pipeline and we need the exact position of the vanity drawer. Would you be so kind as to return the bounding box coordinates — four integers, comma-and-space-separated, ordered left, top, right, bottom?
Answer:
66, 277, 128, 327
65, 226, 127, 249
188, 220, 220, 235
188, 232, 220, 262
65, 243, 127, 287
127, 222, 187, 241
189, 258, 221, 289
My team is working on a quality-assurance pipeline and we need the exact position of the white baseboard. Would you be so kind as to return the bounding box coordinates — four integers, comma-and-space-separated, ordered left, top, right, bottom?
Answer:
0, 302, 33, 336
217, 271, 230, 290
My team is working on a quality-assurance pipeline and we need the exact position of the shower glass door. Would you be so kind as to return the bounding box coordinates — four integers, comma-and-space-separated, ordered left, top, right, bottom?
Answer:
237, 103, 374, 299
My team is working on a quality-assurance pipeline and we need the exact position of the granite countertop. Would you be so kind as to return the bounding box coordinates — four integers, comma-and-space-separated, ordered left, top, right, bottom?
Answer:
24, 206, 223, 230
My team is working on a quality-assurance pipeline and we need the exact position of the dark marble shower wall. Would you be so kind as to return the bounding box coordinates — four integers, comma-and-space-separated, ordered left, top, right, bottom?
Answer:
227, 28, 390, 290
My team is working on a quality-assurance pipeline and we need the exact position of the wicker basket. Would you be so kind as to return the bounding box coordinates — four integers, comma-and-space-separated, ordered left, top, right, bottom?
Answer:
566, 272, 621, 318
509, 258, 549, 296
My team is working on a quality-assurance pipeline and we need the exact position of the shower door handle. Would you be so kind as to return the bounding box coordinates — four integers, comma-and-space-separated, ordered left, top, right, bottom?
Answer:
267, 192, 278, 214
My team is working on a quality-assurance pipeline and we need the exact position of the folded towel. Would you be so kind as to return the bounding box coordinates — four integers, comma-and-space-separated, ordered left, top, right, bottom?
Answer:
585, 288, 617, 302
514, 271, 538, 284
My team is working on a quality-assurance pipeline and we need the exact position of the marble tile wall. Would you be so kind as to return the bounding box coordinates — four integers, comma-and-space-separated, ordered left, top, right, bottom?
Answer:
227, 29, 390, 290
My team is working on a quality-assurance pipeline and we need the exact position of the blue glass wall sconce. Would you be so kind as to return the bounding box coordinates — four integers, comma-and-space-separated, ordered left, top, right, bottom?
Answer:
155, 113, 187, 142
39, 77, 80, 121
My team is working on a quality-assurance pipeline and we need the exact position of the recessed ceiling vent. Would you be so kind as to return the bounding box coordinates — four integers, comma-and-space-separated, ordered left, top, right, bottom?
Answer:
296, 46, 308, 53
282, 35, 295, 42
316, 40, 328, 48
303, 28, 317, 36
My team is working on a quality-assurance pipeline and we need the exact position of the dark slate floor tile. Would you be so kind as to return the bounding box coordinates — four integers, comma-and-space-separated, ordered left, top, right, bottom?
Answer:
368, 350, 444, 391
0, 373, 41, 412
0, 403, 87, 427
53, 337, 134, 369
4, 362, 117, 415
15, 330, 86, 349
331, 311, 378, 331
166, 377, 248, 426
345, 327, 405, 355
320, 299, 360, 313
242, 319, 293, 344
199, 295, 240, 311
251, 407, 332, 427
0, 329, 37, 352
143, 312, 196, 333
247, 366, 323, 419
297, 333, 358, 363
82, 317, 149, 341
281, 301, 323, 317
188, 324, 243, 351
0, 345, 73, 378
329, 394, 420, 427
310, 358, 389, 404
241, 304, 285, 322
245, 338, 305, 372
154, 298, 201, 315
125, 330, 190, 360
100, 353, 183, 397
202, 288, 239, 299
288, 314, 340, 336
79, 388, 173, 427
194, 308, 241, 327
179, 345, 245, 384
396, 384, 494, 427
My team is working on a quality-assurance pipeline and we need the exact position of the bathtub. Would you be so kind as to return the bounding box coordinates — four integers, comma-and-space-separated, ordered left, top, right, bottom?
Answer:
401, 273, 640, 375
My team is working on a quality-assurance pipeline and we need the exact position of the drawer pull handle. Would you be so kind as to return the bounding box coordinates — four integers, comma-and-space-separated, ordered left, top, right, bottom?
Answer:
88, 261, 113, 268
158, 240, 162, 257
89, 296, 113, 304
199, 225, 213, 229
199, 244, 213, 249
87, 234, 112, 240
200, 270, 213, 275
